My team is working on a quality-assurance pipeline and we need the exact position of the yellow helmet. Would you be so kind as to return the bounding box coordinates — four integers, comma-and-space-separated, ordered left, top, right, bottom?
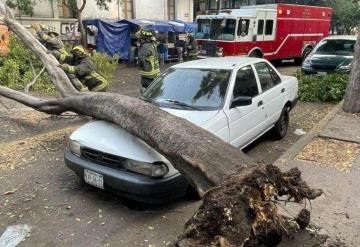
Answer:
135, 29, 153, 40
71, 46, 86, 57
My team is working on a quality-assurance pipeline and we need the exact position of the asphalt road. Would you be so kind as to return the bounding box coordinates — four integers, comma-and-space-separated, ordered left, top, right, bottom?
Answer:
0, 62, 333, 247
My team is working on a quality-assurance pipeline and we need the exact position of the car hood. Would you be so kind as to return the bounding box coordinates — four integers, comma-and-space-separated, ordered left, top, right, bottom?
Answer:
161, 108, 220, 127
307, 54, 352, 67
70, 109, 220, 163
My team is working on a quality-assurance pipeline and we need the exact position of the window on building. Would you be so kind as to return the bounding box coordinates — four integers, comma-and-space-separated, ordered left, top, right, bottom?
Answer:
122, 0, 134, 19
168, 0, 175, 20
257, 20, 264, 35
237, 19, 250, 36
265, 20, 274, 35
233, 65, 259, 98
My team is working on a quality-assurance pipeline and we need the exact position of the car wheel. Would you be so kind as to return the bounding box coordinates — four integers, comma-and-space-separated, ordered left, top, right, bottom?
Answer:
294, 47, 312, 65
271, 107, 289, 140
185, 185, 200, 201
249, 50, 262, 58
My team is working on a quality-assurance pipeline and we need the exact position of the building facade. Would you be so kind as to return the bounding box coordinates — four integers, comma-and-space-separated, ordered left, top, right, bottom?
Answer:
10, 0, 194, 39
194, 0, 275, 16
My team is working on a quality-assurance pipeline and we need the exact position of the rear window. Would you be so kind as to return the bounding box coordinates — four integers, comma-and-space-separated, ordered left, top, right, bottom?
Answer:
314, 39, 355, 56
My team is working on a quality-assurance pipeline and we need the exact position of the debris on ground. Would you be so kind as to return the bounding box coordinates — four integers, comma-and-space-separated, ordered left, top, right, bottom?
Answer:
294, 128, 306, 136
0, 224, 31, 247
295, 138, 360, 172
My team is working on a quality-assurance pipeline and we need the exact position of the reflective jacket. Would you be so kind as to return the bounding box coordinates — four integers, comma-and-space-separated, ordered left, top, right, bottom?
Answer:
37, 31, 68, 55
188, 37, 198, 58
58, 54, 108, 91
138, 42, 160, 79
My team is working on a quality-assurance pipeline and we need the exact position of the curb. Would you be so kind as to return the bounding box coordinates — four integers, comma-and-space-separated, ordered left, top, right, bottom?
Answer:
273, 100, 344, 167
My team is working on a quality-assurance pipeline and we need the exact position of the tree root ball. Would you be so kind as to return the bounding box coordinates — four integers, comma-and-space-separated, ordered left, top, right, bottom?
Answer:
172, 165, 323, 247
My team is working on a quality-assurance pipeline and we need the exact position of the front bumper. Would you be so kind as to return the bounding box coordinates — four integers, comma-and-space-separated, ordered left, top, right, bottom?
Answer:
301, 68, 350, 75
64, 150, 189, 204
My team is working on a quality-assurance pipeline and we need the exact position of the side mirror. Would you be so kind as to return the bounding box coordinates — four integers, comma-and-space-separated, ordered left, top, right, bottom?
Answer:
230, 96, 252, 108
252, 35, 257, 42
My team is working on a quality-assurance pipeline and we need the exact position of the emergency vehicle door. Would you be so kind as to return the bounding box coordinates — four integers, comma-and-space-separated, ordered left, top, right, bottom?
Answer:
255, 11, 266, 42
263, 10, 277, 42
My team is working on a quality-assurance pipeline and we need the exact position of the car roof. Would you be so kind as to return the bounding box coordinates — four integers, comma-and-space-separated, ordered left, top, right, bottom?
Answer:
323, 35, 357, 41
171, 57, 264, 70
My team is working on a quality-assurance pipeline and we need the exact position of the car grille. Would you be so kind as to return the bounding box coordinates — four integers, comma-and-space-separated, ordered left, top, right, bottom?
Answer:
81, 147, 125, 169
311, 64, 337, 71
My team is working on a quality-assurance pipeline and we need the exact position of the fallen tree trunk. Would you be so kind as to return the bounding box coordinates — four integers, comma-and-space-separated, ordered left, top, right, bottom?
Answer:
0, 5, 325, 246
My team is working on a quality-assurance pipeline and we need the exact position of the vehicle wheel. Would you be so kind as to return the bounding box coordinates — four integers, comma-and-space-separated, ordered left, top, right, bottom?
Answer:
249, 50, 262, 58
185, 185, 200, 201
294, 46, 312, 65
271, 107, 289, 140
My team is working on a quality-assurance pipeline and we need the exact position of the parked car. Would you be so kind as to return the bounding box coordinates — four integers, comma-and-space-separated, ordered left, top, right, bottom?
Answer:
65, 57, 298, 204
302, 35, 356, 75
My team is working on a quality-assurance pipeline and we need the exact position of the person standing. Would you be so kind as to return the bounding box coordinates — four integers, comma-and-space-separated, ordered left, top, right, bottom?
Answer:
187, 34, 198, 60
136, 29, 160, 93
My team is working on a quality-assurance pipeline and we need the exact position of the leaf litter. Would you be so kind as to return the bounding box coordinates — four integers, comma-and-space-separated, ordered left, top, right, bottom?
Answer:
295, 137, 360, 172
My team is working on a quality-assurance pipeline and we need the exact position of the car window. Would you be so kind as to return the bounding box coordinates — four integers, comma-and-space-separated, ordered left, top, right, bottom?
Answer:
233, 65, 259, 98
257, 20, 264, 35
314, 39, 356, 56
254, 62, 281, 91
265, 20, 274, 35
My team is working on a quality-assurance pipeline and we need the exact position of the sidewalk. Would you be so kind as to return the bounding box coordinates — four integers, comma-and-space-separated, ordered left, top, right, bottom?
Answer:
274, 104, 360, 246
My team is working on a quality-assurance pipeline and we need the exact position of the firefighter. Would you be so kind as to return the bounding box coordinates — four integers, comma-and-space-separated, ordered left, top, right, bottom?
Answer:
136, 29, 160, 92
186, 34, 198, 60
51, 46, 108, 92
31, 23, 68, 56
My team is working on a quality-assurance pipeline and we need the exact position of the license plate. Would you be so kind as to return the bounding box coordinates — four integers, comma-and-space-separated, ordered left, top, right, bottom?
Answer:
84, 169, 104, 189
200, 50, 207, 55
317, 71, 327, 75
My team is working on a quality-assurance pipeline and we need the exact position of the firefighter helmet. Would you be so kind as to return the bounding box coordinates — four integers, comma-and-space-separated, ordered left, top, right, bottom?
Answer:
71, 46, 86, 57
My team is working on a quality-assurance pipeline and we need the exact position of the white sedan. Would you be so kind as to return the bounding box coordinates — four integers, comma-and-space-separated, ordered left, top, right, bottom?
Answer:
65, 57, 298, 204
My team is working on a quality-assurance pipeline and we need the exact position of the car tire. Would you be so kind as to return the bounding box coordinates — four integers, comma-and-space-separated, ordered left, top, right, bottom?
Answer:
249, 50, 262, 58
294, 46, 312, 65
271, 107, 289, 140
185, 185, 200, 201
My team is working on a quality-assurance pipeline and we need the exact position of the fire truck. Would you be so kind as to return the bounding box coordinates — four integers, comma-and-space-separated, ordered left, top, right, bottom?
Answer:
196, 4, 332, 64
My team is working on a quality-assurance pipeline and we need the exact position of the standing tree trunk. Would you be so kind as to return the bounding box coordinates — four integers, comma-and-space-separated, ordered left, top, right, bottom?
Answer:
77, 11, 87, 48
343, 29, 360, 112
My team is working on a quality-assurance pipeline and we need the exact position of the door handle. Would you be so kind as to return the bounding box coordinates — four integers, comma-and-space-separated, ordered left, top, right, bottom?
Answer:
258, 100, 263, 107
281, 88, 286, 93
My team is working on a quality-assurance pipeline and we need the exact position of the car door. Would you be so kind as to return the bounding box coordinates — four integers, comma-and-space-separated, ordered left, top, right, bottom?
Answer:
253, 62, 286, 127
223, 65, 266, 148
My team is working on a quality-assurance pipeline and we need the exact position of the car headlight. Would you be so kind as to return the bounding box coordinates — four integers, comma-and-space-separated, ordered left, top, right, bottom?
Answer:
124, 159, 169, 178
302, 60, 311, 69
69, 139, 81, 156
338, 63, 352, 71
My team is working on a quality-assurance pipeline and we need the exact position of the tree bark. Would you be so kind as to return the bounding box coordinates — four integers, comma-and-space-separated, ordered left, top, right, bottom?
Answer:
0, 5, 77, 97
77, 11, 87, 48
0, 5, 325, 246
343, 30, 360, 112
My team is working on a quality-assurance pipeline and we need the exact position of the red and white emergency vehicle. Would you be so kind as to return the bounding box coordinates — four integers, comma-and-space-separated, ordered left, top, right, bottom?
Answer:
196, 4, 332, 64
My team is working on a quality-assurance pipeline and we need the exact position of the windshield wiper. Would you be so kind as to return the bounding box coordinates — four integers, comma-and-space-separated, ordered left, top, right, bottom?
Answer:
162, 99, 199, 110
140, 96, 159, 106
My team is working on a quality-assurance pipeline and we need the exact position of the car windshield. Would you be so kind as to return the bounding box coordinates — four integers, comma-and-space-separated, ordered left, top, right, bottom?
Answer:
314, 39, 355, 56
142, 68, 231, 111
210, 19, 236, 41
195, 19, 211, 39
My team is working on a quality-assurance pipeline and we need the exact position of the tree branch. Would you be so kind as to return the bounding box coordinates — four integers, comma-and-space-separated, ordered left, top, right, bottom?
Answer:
0, 5, 78, 97
79, 0, 86, 12
62, 0, 79, 13
24, 66, 46, 93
